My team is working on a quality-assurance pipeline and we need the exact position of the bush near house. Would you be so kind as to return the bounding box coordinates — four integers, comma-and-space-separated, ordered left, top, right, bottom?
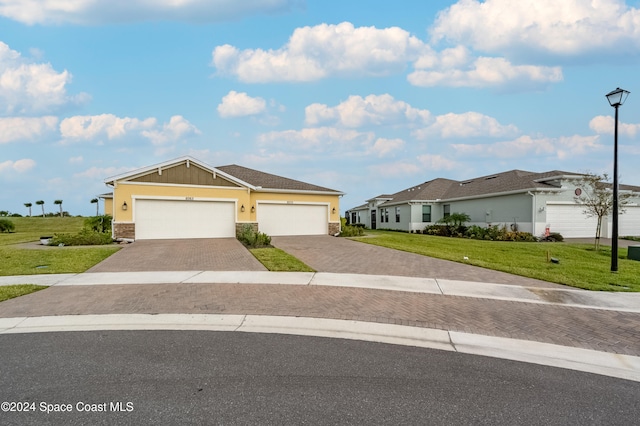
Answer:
426, 223, 540, 242
339, 225, 365, 237
0, 219, 15, 233
237, 224, 271, 248
48, 215, 114, 246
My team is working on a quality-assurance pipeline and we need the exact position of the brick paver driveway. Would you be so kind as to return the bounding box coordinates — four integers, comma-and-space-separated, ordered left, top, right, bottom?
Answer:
271, 235, 564, 289
88, 238, 266, 272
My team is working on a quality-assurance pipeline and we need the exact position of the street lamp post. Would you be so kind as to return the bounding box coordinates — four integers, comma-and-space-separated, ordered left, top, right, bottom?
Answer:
605, 87, 630, 273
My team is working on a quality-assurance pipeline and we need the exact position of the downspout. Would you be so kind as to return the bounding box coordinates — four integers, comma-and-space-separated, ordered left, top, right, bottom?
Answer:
527, 191, 536, 235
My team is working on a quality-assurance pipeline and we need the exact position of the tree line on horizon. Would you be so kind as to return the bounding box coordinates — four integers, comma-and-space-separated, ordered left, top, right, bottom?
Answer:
0, 198, 101, 218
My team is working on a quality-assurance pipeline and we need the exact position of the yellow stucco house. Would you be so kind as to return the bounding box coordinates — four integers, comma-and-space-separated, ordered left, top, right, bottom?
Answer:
101, 156, 343, 240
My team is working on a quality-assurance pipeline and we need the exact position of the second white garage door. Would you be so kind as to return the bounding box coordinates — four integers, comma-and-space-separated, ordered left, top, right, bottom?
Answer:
258, 203, 327, 236
620, 206, 640, 236
546, 204, 600, 238
135, 199, 236, 240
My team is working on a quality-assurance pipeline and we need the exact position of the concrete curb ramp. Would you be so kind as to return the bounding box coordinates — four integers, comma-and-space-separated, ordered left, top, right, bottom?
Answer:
0, 314, 638, 383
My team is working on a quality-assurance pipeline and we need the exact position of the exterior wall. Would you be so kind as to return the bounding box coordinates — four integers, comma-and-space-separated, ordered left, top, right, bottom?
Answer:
236, 222, 258, 237
112, 182, 341, 238
103, 198, 113, 217
377, 204, 411, 231
250, 191, 341, 235
444, 193, 533, 232
114, 222, 135, 240
112, 182, 250, 223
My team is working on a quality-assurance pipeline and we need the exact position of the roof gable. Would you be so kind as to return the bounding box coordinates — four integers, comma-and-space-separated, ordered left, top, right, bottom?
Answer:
129, 161, 240, 187
105, 156, 250, 188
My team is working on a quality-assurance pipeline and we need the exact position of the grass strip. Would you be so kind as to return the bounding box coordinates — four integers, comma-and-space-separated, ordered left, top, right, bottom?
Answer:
351, 231, 640, 292
0, 285, 48, 303
250, 247, 315, 272
0, 246, 120, 276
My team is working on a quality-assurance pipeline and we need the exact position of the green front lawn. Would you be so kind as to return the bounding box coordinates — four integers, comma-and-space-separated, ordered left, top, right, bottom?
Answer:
0, 217, 119, 276
250, 248, 315, 272
351, 231, 640, 292
0, 217, 85, 245
0, 285, 48, 302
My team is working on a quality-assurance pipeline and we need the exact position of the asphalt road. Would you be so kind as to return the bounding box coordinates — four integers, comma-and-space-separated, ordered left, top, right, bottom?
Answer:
1, 331, 638, 425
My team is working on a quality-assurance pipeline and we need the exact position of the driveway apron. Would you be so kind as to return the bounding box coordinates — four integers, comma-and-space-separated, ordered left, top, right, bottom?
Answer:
87, 238, 266, 272
271, 235, 564, 289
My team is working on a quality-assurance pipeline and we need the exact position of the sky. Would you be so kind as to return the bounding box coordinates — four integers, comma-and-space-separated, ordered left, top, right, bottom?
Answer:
2, 0, 640, 217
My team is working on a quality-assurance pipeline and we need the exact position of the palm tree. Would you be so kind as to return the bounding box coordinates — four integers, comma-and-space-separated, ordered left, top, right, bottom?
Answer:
24, 202, 32, 217
54, 200, 63, 217
90, 198, 99, 216
35, 200, 45, 217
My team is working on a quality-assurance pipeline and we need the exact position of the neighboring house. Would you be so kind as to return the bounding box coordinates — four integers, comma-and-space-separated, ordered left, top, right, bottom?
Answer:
102, 156, 343, 240
346, 170, 640, 238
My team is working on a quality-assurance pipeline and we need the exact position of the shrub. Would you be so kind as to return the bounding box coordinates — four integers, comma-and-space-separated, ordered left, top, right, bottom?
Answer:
84, 215, 112, 233
339, 225, 365, 237
542, 232, 564, 242
49, 228, 113, 246
425, 224, 451, 237
0, 218, 15, 233
237, 224, 271, 248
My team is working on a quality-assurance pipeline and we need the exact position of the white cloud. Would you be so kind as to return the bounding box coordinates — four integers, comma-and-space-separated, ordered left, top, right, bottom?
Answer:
257, 127, 375, 154
75, 166, 133, 180
408, 55, 562, 89
414, 112, 519, 139
0, 0, 300, 25
369, 138, 405, 157
60, 114, 156, 143
217, 90, 266, 118
305, 94, 431, 127
451, 134, 602, 159
68, 156, 83, 164
417, 154, 459, 170
589, 115, 640, 137
430, 0, 640, 58
212, 22, 426, 82
0, 158, 36, 173
0, 116, 58, 143
368, 161, 422, 178
141, 115, 201, 146
0, 42, 88, 114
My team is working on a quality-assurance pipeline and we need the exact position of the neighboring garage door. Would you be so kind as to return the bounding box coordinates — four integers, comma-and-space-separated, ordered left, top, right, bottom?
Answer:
135, 199, 236, 240
546, 204, 599, 238
258, 203, 327, 236
620, 206, 640, 236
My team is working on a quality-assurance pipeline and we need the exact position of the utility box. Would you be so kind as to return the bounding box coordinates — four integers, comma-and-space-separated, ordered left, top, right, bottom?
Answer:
628, 245, 640, 261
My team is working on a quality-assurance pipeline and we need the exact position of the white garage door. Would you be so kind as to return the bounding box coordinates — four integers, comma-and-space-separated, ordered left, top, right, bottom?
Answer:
258, 204, 327, 236
135, 199, 236, 240
620, 206, 640, 236
546, 204, 600, 238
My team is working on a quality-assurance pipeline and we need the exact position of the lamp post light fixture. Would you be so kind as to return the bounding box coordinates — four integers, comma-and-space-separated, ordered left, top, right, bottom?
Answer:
605, 87, 630, 273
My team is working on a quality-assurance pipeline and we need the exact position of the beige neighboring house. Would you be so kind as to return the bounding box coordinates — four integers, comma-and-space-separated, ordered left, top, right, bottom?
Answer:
100, 156, 343, 240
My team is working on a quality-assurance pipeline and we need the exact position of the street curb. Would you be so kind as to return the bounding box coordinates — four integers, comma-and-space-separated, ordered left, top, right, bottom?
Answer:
0, 314, 638, 382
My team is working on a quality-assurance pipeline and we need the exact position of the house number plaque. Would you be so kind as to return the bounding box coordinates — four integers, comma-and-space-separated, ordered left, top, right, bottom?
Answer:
185, 197, 194, 200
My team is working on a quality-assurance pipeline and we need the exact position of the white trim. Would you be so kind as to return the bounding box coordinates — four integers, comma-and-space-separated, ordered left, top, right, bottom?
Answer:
256, 200, 330, 207
256, 188, 344, 196
117, 181, 246, 191
104, 155, 256, 190
132, 196, 239, 223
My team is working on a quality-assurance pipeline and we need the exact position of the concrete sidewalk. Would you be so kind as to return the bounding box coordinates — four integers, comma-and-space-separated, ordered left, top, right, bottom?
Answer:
1, 271, 640, 382
2, 271, 640, 312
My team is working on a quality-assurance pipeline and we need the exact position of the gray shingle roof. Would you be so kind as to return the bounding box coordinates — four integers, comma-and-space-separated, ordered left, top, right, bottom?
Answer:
216, 164, 342, 193
377, 169, 584, 207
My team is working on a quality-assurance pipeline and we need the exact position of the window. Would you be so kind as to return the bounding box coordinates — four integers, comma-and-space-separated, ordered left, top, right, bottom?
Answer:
385, 208, 389, 223
422, 205, 431, 222
443, 204, 450, 218
395, 207, 400, 222
351, 212, 356, 224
